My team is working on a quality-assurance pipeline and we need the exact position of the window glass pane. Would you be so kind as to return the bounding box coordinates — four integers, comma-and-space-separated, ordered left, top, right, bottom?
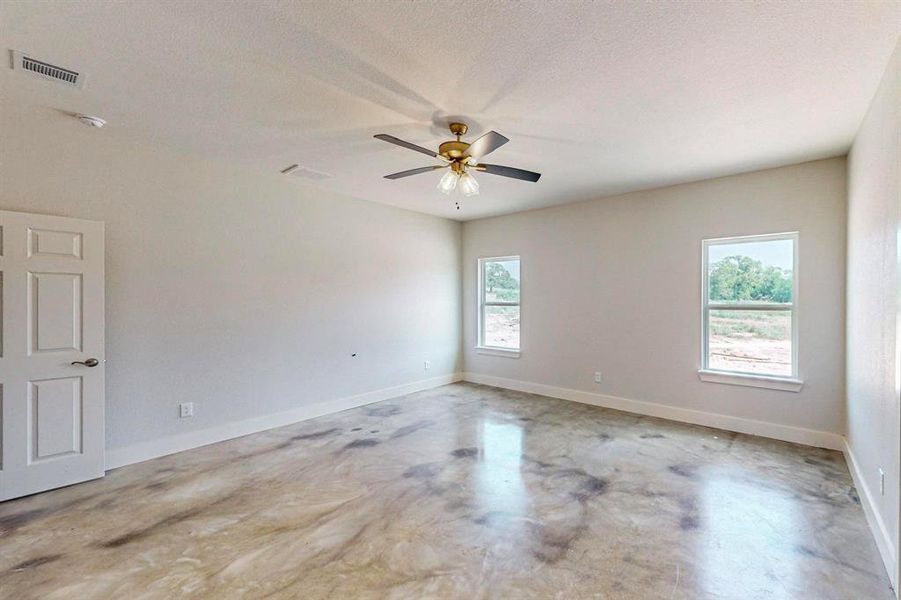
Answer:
484, 259, 520, 303
484, 305, 520, 349
708, 239, 793, 304
707, 309, 791, 376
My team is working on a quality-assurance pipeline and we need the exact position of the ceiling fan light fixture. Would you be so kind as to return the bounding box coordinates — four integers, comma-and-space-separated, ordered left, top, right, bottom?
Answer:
459, 171, 480, 196
375, 122, 540, 202
437, 169, 458, 194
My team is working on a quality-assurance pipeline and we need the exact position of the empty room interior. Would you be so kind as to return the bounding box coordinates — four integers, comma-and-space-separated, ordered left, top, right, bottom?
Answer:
1, 1, 901, 598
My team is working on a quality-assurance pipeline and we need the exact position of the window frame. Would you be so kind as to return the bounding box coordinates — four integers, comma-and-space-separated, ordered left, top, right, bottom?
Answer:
477, 255, 521, 357
699, 232, 802, 391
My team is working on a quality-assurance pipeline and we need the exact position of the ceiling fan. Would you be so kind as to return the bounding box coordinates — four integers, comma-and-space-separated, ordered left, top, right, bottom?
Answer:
374, 123, 541, 207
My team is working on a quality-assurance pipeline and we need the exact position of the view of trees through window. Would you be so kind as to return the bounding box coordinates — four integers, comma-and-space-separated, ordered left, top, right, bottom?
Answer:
482, 259, 520, 349
708, 255, 792, 303
705, 237, 794, 376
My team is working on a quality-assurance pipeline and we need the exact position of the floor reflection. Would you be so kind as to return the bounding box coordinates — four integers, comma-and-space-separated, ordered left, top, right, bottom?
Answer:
700, 470, 800, 598
475, 420, 526, 518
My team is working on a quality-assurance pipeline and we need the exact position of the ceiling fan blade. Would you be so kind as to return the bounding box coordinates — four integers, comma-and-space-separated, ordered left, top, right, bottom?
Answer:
476, 163, 541, 182
374, 134, 443, 159
464, 131, 509, 163
384, 165, 447, 179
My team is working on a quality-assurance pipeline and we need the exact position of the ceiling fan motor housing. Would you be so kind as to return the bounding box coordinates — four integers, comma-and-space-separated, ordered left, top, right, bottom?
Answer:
440, 122, 471, 159
439, 140, 470, 159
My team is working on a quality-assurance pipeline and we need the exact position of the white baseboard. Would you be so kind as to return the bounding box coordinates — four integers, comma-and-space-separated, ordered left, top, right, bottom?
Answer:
105, 373, 463, 470
461, 372, 844, 450
843, 438, 898, 592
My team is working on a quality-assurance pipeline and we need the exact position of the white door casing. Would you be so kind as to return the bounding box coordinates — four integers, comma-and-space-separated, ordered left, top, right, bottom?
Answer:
0, 210, 105, 501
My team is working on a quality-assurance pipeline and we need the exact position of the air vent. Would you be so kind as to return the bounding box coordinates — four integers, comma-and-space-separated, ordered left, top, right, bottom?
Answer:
10, 50, 85, 88
281, 164, 332, 181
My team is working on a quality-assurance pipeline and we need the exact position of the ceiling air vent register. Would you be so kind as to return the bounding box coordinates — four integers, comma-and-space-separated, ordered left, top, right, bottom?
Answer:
10, 50, 85, 88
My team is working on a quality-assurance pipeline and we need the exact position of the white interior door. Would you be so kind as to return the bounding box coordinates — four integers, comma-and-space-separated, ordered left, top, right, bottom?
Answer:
0, 210, 105, 501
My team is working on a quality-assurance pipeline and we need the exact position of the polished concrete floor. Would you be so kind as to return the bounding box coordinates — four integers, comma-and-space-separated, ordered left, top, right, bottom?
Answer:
0, 383, 892, 599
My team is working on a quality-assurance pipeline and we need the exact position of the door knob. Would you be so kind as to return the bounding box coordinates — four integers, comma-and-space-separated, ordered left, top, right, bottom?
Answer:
71, 358, 100, 367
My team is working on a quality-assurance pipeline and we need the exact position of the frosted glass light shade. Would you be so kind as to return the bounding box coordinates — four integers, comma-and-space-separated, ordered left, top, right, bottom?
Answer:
437, 170, 458, 194
459, 172, 480, 196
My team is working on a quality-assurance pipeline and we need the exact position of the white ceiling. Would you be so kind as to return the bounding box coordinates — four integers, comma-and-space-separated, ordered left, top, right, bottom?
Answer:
1, 1, 899, 220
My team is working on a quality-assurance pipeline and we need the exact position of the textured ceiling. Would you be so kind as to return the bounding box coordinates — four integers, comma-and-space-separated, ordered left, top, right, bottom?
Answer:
1, 1, 899, 220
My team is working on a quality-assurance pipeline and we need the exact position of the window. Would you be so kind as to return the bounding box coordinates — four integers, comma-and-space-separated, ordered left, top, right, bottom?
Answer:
478, 256, 520, 354
701, 233, 800, 388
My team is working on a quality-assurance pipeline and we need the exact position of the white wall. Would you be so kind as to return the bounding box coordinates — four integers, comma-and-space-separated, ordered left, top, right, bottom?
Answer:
846, 36, 901, 587
463, 158, 847, 438
0, 102, 462, 458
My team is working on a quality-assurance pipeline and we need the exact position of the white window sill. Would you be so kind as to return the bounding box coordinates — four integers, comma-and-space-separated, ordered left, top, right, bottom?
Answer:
476, 346, 521, 358
698, 369, 803, 392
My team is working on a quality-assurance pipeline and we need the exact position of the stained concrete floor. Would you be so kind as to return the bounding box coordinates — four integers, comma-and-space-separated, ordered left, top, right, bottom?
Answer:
0, 383, 893, 599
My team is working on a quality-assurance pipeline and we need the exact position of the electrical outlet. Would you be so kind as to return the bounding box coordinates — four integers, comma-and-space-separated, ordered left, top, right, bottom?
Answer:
879, 468, 885, 495
179, 402, 194, 418
594, 371, 602, 384
424, 360, 431, 371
